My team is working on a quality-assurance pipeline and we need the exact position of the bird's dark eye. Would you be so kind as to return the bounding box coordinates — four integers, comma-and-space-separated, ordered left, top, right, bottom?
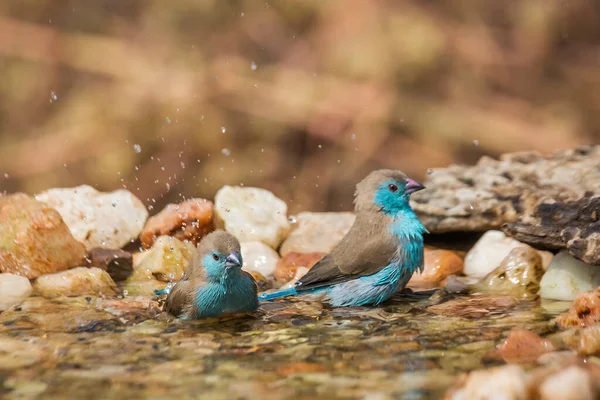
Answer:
388, 184, 399, 193
212, 254, 219, 261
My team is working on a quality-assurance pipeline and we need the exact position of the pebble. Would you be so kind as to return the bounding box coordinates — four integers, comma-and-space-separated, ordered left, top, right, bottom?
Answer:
540, 252, 600, 301
241, 241, 279, 278
140, 198, 214, 248
280, 212, 355, 256
474, 247, 545, 299
124, 236, 195, 295
0, 273, 32, 311
556, 287, 600, 328
0, 193, 86, 278
36, 185, 148, 250
274, 252, 325, 282
447, 365, 527, 400
464, 231, 528, 278
538, 366, 595, 400
428, 295, 518, 319
496, 328, 555, 364
34, 267, 117, 298
87, 248, 134, 281
214, 186, 290, 249
409, 249, 463, 287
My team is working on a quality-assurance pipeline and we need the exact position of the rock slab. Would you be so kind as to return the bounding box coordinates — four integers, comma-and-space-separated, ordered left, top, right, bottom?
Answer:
411, 146, 600, 264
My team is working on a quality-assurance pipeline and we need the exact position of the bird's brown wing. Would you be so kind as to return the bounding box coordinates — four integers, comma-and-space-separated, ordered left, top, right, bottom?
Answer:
297, 215, 398, 290
164, 279, 194, 317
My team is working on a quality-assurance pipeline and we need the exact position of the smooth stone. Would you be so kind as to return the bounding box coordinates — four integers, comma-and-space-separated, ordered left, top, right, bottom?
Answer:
496, 328, 555, 364
0, 273, 33, 310
540, 252, 600, 301
280, 212, 355, 256
214, 186, 290, 249
447, 365, 527, 400
34, 267, 118, 298
474, 247, 545, 299
556, 287, 600, 328
241, 241, 279, 278
36, 185, 148, 250
274, 252, 325, 282
124, 236, 195, 295
427, 295, 518, 319
0, 193, 86, 278
409, 249, 463, 288
538, 366, 594, 400
140, 198, 214, 248
464, 231, 528, 278
87, 248, 133, 281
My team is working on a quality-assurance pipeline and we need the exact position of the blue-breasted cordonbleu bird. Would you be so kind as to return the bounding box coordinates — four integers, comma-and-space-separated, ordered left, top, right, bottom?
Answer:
259, 169, 427, 307
161, 231, 259, 319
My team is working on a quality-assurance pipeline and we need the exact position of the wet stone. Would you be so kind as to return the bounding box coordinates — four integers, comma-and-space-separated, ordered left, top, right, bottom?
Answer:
495, 328, 555, 364
214, 186, 290, 249
0, 193, 86, 278
241, 241, 279, 278
427, 295, 519, 319
124, 236, 195, 295
35, 185, 148, 251
140, 198, 214, 248
87, 248, 133, 281
0, 273, 32, 311
555, 287, 600, 328
540, 252, 600, 301
280, 212, 355, 256
409, 249, 463, 288
274, 252, 325, 282
34, 267, 118, 299
474, 247, 545, 299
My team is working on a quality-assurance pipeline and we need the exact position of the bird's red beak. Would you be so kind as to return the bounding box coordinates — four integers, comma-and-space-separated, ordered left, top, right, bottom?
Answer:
404, 178, 425, 194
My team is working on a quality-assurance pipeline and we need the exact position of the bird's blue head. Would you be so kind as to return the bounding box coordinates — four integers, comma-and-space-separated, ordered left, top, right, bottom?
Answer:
195, 231, 243, 283
355, 169, 425, 215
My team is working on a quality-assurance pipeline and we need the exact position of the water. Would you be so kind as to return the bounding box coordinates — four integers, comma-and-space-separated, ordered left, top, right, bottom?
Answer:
0, 292, 558, 399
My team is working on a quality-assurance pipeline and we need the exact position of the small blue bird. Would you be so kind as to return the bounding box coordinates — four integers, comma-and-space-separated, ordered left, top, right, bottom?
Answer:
259, 169, 427, 307
161, 231, 259, 319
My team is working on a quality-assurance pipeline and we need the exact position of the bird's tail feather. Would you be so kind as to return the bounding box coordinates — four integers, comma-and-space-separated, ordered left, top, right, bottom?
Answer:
258, 287, 297, 301
154, 287, 171, 296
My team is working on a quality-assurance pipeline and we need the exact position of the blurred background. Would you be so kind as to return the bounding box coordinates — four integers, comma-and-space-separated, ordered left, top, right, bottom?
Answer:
1, 0, 599, 214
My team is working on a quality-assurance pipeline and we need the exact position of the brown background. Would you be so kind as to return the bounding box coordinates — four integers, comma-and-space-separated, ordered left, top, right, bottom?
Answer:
1, 0, 599, 214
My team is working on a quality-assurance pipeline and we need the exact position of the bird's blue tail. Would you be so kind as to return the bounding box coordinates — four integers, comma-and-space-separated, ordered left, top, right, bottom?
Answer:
258, 287, 297, 301
154, 287, 171, 296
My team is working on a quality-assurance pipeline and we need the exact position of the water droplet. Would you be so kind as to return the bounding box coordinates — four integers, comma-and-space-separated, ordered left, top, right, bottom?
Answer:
49, 91, 58, 103
133, 144, 141, 153
221, 126, 227, 133
161, 167, 166, 171
351, 134, 356, 141
166, 117, 172, 124
221, 148, 231, 156
426, 168, 433, 175
180, 161, 186, 169
123, 289, 129, 297
251, 61, 257, 71
473, 140, 480, 147
318, 144, 322, 149
3, 173, 8, 178
288, 216, 297, 224
469, 204, 474, 210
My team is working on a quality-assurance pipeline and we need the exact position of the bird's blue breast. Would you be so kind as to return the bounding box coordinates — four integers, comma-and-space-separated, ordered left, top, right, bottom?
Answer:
193, 274, 258, 318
